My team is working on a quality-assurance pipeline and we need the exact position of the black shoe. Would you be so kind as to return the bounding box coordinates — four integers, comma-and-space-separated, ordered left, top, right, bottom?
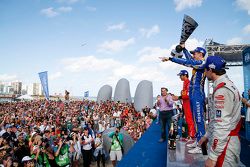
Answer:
158, 138, 166, 142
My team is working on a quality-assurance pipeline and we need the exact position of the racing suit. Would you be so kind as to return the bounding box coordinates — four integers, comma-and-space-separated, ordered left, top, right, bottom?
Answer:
205, 74, 241, 167
169, 48, 206, 142
179, 78, 196, 138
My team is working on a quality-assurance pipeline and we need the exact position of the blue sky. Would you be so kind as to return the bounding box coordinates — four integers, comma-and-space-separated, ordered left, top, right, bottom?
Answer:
0, 0, 250, 97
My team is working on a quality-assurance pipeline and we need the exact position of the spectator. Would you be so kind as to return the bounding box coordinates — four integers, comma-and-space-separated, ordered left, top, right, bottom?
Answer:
22, 156, 35, 167
242, 89, 250, 123
81, 127, 94, 167
109, 126, 123, 167
94, 131, 106, 167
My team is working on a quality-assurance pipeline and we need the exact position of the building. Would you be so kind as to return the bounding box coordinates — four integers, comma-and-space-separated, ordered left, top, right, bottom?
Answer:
27, 83, 42, 95
11, 82, 22, 94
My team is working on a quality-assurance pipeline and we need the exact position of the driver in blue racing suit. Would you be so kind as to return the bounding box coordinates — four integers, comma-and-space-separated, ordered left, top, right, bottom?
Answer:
161, 44, 206, 154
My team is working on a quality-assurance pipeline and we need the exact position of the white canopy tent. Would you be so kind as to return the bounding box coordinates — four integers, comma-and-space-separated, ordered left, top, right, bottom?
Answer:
16, 94, 33, 100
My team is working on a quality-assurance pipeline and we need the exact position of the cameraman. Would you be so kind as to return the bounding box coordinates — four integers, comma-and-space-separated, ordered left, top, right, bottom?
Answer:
109, 126, 123, 167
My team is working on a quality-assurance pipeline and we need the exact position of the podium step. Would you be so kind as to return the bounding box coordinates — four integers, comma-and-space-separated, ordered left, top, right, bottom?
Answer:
167, 141, 246, 167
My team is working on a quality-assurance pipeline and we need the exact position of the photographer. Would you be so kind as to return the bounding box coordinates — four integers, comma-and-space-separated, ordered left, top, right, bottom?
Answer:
109, 126, 123, 167
71, 131, 81, 167
94, 131, 106, 167
54, 135, 71, 167
81, 127, 94, 167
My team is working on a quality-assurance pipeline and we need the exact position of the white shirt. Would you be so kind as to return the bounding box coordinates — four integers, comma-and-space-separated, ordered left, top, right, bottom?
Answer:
82, 134, 92, 150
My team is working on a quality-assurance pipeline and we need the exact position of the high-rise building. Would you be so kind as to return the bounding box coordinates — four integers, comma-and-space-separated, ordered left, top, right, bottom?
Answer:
11, 82, 22, 94
21, 84, 28, 95
27, 83, 42, 95
0, 83, 4, 94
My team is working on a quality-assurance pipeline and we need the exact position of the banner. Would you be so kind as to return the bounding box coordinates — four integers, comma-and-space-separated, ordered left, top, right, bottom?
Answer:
84, 91, 89, 98
38, 71, 50, 101
243, 47, 250, 98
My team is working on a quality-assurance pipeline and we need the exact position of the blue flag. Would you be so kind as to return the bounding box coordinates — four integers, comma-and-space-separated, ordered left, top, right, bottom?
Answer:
38, 71, 50, 101
84, 91, 89, 97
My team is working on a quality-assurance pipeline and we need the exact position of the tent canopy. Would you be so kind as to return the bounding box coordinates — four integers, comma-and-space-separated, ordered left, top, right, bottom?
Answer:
16, 94, 33, 100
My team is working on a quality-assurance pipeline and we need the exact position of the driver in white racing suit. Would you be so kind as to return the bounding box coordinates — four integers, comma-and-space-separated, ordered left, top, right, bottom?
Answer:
199, 55, 242, 167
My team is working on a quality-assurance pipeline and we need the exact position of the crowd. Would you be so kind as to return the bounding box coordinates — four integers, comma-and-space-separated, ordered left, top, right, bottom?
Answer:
0, 99, 155, 167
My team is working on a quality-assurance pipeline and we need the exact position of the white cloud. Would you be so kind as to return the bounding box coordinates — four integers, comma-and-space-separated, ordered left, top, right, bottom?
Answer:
41, 6, 72, 17
86, 6, 97, 12
243, 24, 250, 34
49, 72, 62, 80
0, 74, 17, 81
40, 7, 59, 18
130, 67, 167, 82
58, 6, 72, 12
62, 56, 121, 72
174, 0, 202, 12
138, 47, 170, 63
98, 38, 135, 54
113, 65, 136, 76
236, 0, 250, 15
226, 37, 243, 45
139, 25, 160, 38
185, 38, 204, 50
109, 64, 168, 83
107, 22, 126, 31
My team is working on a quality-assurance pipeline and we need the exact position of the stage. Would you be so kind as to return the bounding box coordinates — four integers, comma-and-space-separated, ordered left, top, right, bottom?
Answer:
117, 121, 248, 167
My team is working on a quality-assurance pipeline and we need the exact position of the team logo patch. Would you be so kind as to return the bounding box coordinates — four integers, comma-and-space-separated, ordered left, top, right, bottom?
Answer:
216, 110, 222, 118
215, 95, 225, 100
215, 105, 224, 109
212, 139, 218, 150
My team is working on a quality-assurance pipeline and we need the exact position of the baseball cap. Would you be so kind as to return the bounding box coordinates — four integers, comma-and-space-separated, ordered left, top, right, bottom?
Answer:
177, 70, 188, 76
190, 47, 206, 56
21, 156, 33, 162
204, 55, 229, 70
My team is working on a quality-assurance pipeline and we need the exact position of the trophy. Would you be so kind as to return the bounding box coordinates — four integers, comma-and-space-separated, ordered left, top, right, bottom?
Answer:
171, 15, 199, 58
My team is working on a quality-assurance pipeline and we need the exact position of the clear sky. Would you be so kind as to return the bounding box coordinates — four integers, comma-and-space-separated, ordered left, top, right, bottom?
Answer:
0, 0, 249, 97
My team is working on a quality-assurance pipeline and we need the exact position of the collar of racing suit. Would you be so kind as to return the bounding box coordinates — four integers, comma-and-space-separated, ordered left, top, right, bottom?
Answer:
212, 74, 228, 89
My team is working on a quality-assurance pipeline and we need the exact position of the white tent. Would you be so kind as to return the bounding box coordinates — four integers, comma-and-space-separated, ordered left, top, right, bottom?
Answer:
16, 94, 33, 100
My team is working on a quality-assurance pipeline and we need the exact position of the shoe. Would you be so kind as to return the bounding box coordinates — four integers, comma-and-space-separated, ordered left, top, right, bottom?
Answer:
188, 146, 202, 154
186, 141, 197, 148
176, 135, 180, 140
169, 146, 176, 150
158, 138, 166, 143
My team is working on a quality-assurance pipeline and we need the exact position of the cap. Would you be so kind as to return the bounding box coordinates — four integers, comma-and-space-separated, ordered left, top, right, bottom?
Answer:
190, 47, 206, 56
177, 70, 188, 76
17, 132, 24, 137
31, 132, 37, 138
21, 156, 33, 162
204, 55, 229, 70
